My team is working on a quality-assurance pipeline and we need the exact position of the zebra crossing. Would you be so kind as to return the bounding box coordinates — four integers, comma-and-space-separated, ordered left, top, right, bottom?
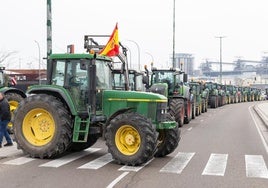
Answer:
1, 146, 268, 179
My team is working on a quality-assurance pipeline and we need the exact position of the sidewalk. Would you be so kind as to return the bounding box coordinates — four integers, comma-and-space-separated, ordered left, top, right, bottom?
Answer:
254, 102, 268, 129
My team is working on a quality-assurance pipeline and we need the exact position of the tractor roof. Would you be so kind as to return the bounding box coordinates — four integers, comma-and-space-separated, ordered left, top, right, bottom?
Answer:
49, 53, 112, 61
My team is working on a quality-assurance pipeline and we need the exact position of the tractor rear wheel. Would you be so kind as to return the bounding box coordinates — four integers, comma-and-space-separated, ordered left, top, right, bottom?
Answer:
201, 99, 206, 113
170, 99, 184, 127
5, 92, 24, 134
105, 112, 157, 166
192, 101, 196, 119
210, 96, 217, 108
13, 94, 72, 158
154, 114, 180, 157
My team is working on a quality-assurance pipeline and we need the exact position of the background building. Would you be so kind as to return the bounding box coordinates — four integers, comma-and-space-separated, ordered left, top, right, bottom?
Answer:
170, 53, 194, 75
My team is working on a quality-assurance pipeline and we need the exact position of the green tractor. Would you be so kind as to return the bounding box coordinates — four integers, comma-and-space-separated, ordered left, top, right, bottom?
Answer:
225, 85, 239, 103
112, 68, 146, 91
144, 67, 192, 127
237, 86, 244, 103
189, 81, 202, 118
252, 88, 261, 101
13, 46, 180, 166
243, 86, 252, 102
0, 66, 26, 133
204, 81, 219, 108
189, 80, 208, 119
217, 84, 226, 106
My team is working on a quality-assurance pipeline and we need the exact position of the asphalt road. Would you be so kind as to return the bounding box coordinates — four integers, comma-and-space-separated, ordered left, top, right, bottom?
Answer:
0, 101, 267, 188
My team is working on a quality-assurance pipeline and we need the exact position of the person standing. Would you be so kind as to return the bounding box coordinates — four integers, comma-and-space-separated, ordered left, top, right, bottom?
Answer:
0, 92, 13, 148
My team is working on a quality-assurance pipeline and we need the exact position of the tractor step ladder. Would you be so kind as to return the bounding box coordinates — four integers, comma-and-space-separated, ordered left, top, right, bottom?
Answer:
73, 116, 90, 142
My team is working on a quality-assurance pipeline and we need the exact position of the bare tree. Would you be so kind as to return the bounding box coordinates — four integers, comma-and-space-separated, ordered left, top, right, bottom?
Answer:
0, 51, 17, 65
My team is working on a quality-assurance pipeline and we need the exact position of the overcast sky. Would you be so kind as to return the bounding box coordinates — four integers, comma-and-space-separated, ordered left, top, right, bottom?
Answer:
1, 0, 268, 70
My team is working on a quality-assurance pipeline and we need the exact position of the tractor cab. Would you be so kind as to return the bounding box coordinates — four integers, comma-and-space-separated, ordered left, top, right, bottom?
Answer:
49, 55, 113, 112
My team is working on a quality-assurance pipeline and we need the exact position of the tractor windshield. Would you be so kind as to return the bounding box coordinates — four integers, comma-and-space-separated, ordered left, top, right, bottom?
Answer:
152, 71, 174, 86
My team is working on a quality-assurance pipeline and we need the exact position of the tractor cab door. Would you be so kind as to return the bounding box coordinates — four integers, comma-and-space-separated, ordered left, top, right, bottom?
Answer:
51, 59, 89, 111
95, 59, 113, 112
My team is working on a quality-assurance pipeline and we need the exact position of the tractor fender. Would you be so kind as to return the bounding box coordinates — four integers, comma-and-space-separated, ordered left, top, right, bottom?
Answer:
0, 87, 26, 98
105, 107, 133, 127
27, 86, 77, 115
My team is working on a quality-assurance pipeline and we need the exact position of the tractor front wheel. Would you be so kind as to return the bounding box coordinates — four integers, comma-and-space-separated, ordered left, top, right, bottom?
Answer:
105, 112, 157, 166
154, 114, 180, 157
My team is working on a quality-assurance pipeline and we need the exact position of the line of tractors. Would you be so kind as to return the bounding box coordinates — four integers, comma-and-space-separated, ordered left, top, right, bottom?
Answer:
3, 36, 264, 167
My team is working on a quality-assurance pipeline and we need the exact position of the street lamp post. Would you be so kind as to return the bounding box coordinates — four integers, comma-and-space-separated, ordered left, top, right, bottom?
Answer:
215, 36, 226, 84
172, 0, 176, 68
34, 40, 41, 85
145, 51, 154, 67
126, 40, 141, 71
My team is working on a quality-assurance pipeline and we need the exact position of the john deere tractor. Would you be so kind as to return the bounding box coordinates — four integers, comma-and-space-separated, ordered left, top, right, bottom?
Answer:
189, 80, 208, 118
13, 40, 179, 166
144, 67, 192, 127
0, 66, 26, 133
204, 81, 219, 108
112, 68, 146, 91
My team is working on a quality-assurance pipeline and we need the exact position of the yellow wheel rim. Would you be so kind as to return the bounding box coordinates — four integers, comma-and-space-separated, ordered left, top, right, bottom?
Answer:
115, 125, 141, 155
22, 108, 55, 146
8, 100, 19, 129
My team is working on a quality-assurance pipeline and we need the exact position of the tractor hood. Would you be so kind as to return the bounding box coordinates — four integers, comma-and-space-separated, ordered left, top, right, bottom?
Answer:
103, 90, 168, 102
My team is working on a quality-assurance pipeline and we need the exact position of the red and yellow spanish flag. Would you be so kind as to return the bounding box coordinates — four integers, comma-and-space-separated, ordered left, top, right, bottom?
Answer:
99, 23, 119, 57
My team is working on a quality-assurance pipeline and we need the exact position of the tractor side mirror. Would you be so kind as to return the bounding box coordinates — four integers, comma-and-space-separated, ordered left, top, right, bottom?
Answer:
142, 75, 150, 89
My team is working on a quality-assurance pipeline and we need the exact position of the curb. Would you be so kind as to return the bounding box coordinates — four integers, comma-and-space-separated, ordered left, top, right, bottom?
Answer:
253, 104, 268, 129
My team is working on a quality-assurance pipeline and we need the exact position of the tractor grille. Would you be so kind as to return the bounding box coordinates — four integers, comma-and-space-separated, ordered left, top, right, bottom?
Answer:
156, 102, 168, 122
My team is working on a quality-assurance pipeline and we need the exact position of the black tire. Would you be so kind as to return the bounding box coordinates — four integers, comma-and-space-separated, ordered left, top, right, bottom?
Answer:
68, 135, 99, 152
105, 112, 157, 166
170, 99, 184, 127
154, 114, 180, 157
5, 93, 24, 134
13, 94, 72, 158
184, 100, 191, 124
210, 96, 217, 108
201, 99, 206, 113
192, 102, 196, 119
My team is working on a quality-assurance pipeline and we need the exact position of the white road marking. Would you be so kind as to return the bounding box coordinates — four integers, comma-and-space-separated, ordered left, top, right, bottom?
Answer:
245, 155, 268, 179
3, 156, 36, 165
187, 127, 193, 131
39, 148, 101, 168
202, 153, 228, 176
78, 153, 113, 169
160, 152, 195, 174
118, 158, 154, 172
106, 172, 129, 188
